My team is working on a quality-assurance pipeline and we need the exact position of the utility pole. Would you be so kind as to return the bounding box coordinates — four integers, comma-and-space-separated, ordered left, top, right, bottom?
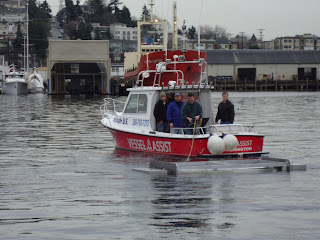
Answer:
240, 32, 245, 49
258, 28, 265, 48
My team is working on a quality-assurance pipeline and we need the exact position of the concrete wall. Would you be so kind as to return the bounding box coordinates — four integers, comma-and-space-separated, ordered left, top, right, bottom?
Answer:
124, 52, 139, 72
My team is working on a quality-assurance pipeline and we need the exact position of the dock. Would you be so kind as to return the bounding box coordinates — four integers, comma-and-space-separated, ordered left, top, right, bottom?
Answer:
212, 78, 320, 92
133, 157, 306, 175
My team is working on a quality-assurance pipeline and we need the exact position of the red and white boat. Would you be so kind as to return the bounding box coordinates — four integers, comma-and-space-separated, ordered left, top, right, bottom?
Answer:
100, 56, 265, 158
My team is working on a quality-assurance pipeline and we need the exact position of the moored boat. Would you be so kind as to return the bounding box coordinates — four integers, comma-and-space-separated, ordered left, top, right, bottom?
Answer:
2, 67, 28, 95
27, 68, 44, 93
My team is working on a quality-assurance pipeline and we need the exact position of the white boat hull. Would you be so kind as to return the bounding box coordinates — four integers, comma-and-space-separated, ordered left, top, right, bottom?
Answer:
3, 81, 28, 95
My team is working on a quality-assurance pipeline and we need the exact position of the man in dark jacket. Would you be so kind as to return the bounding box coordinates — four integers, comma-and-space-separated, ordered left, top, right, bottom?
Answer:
153, 91, 169, 132
215, 91, 235, 124
182, 93, 203, 134
167, 92, 184, 134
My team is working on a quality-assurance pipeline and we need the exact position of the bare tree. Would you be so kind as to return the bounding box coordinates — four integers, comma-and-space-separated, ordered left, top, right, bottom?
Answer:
199, 24, 229, 40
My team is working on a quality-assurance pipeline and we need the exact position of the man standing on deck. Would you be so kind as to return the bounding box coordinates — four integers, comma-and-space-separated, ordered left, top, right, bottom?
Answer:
215, 91, 235, 124
182, 93, 203, 134
153, 91, 169, 132
167, 93, 184, 134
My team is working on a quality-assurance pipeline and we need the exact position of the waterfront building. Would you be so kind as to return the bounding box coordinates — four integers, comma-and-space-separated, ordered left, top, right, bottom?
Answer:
185, 39, 237, 50
267, 34, 320, 50
109, 40, 137, 77
0, 0, 25, 9
110, 22, 138, 41
47, 40, 111, 94
0, 6, 26, 39
206, 49, 320, 82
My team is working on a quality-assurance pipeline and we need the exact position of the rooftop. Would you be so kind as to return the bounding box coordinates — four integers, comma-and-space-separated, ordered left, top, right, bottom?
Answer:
206, 49, 320, 64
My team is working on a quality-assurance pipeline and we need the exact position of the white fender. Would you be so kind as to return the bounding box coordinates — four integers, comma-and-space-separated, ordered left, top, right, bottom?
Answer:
207, 135, 225, 155
223, 134, 239, 150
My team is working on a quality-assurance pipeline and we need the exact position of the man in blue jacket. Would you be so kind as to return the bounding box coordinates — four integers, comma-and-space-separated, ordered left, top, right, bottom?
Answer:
167, 93, 184, 134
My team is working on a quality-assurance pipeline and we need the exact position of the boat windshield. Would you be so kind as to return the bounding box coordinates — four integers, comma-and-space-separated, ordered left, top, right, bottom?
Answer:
124, 94, 148, 113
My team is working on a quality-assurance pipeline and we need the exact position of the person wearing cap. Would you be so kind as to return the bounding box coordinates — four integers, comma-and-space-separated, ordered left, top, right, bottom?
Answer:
153, 91, 169, 132
215, 91, 235, 124
166, 92, 184, 134
182, 93, 203, 134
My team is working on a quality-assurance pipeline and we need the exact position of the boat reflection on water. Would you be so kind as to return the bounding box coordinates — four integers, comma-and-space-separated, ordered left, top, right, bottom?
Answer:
149, 174, 236, 232
112, 148, 263, 164
112, 148, 186, 164
112, 148, 237, 232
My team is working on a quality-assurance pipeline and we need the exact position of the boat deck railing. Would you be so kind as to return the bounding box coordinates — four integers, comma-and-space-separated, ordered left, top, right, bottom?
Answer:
170, 126, 207, 135
135, 59, 208, 88
169, 124, 258, 136
100, 98, 126, 116
211, 124, 258, 135
136, 69, 185, 87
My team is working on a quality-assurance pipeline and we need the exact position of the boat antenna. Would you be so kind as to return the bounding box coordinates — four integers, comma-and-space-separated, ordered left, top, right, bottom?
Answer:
198, 0, 204, 59
182, 20, 187, 53
198, 25, 200, 59
166, 25, 168, 60
149, 0, 155, 22
172, 1, 178, 51
165, 0, 169, 60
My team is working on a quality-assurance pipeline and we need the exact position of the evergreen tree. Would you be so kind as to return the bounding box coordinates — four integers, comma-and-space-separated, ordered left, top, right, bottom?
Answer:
57, 8, 67, 25
39, 0, 52, 18
88, 0, 104, 22
141, 4, 150, 21
12, 23, 24, 50
65, 0, 78, 22
28, 0, 51, 60
29, 18, 49, 58
75, 0, 82, 16
108, 0, 122, 11
187, 26, 196, 39
76, 21, 93, 40
94, 28, 101, 40
100, 27, 111, 40
120, 6, 135, 27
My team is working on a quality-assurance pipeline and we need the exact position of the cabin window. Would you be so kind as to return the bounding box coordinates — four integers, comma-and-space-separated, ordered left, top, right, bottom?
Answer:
124, 94, 148, 113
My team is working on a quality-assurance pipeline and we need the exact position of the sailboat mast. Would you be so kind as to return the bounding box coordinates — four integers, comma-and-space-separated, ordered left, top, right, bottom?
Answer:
26, 0, 29, 73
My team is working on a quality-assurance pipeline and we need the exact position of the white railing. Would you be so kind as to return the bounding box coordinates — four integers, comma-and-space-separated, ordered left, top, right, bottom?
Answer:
135, 59, 209, 87
210, 124, 258, 135
170, 126, 207, 135
169, 124, 258, 136
100, 98, 126, 116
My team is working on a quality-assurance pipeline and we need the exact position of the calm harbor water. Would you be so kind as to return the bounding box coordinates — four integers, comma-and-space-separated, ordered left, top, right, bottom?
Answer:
0, 92, 319, 240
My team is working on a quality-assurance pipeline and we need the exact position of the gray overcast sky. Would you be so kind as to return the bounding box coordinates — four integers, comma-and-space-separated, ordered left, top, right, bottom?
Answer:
46, 0, 320, 40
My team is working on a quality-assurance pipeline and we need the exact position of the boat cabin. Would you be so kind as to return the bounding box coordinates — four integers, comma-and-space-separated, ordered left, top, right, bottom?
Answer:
108, 84, 214, 134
